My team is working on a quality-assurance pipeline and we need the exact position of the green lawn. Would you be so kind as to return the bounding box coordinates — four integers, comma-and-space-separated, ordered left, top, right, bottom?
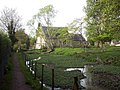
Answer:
24, 46, 120, 88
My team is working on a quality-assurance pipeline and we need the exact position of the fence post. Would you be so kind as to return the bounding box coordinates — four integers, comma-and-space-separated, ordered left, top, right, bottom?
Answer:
24, 54, 26, 66
31, 59, 33, 70
72, 77, 79, 90
52, 69, 54, 90
41, 64, 44, 90
34, 62, 37, 79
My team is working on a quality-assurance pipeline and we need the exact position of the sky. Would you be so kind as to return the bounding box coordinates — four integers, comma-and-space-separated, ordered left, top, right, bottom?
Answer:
0, 0, 86, 34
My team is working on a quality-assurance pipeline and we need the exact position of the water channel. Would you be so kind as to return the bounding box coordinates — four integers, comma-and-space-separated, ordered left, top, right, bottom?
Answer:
65, 65, 105, 90
26, 59, 105, 90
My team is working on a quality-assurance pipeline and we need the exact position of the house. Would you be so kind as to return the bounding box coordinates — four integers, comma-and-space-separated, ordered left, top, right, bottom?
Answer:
35, 36, 46, 49
35, 25, 86, 49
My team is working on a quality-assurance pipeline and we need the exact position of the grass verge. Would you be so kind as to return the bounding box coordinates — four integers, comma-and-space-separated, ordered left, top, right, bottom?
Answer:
17, 53, 48, 90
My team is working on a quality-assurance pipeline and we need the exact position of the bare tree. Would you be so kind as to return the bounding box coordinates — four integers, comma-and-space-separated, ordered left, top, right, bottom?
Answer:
0, 7, 22, 50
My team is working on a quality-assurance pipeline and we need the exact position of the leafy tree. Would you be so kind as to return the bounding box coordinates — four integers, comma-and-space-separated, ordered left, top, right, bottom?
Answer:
67, 18, 83, 34
28, 4, 56, 52
47, 27, 69, 47
26, 37, 30, 49
0, 7, 22, 50
15, 29, 30, 50
67, 18, 86, 47
0, 31, 11, 78
27, 19, 36, 36
29, 36, 36, 49
84, 0, 120, 47
34, 4, 56, 26
56, 27, 70, 47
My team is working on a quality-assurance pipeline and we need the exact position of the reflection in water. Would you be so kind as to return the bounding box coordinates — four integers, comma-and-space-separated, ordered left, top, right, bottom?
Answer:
80, 65, 93, 89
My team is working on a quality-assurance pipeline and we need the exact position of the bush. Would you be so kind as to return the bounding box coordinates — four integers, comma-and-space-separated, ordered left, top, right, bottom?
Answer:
0, 31, 11, 79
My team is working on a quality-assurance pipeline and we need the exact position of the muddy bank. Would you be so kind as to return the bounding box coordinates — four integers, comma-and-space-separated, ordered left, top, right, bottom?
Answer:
92, 72, 120, 90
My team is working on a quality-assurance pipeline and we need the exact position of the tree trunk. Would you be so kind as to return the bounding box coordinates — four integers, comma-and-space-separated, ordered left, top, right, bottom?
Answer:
45, 38, 54, 52
95, 41, 100, 48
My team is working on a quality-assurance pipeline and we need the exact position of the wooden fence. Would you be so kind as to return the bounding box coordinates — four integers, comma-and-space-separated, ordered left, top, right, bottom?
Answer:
22, 52, 79, 90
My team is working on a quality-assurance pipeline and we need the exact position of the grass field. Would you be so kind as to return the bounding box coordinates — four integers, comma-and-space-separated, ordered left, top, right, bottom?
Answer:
24, 46, 120, 89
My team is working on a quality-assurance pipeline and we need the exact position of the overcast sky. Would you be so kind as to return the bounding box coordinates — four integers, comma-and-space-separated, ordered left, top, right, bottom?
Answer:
0, 0, 86, 34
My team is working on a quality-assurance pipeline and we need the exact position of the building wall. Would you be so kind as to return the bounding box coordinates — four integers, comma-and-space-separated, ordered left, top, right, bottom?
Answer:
35, 37, 46, 49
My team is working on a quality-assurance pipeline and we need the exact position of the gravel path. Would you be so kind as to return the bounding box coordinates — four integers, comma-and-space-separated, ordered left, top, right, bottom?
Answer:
12, 53, 33, 90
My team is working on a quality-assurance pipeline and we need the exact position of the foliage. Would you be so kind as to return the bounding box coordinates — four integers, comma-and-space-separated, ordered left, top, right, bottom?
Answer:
29, 36, 36, 49
0, 56, 13, 90
84, 0, 120, 47
25, 46, 120, 88
34, 4, 56, 26
0, 31, 11, 64
67, 18, 83, 34
15, 29, 30, 50
0, 7, 22, 49
0, 31, 11, 82
36, 23, 43, 37
18, 53, 46, 90
27, 5, 57, 51
47, 27, 85, 48
47, 27, 71, 47
27, 4, 56, 32
13, 43, 19, 52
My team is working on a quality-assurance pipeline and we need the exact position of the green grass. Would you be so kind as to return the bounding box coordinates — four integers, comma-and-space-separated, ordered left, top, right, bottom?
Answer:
26, 53, 85, 88
52, 48, 84, 56
36, 66, 84, 89
27, 53, 90, 67
92, 65, 120, 74
18, 53, 48, 90
24, 46, 120, 88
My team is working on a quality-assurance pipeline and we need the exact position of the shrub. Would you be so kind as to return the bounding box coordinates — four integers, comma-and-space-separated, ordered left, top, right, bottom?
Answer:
0, 31, 11, 79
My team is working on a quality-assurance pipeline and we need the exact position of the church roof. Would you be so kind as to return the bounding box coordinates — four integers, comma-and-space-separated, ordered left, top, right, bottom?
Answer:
41, 26, 86, 41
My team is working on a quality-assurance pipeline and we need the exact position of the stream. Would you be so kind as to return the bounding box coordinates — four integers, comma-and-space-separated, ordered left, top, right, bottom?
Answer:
64, 65, 105, 90
26, 60, 106, 90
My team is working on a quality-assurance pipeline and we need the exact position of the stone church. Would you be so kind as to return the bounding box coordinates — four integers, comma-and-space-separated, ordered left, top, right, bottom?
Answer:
35, 25, 86, 49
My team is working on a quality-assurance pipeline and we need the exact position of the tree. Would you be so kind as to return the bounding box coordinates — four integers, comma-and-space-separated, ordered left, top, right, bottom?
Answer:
29, 36, 36, 49
28, 4, 56, 52
0, 31, 11, 78
0, 7, 22, 50
47, 27, 69, 47
67, 18, 87, 48
84, 0, 120, 47
15, 29, 30, 50
34, 4, 56, 26
67, 18, 84, 34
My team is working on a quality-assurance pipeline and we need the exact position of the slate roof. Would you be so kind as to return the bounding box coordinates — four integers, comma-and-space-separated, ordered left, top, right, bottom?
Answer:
41, 26, 85, 41
71, 34, 86, 41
